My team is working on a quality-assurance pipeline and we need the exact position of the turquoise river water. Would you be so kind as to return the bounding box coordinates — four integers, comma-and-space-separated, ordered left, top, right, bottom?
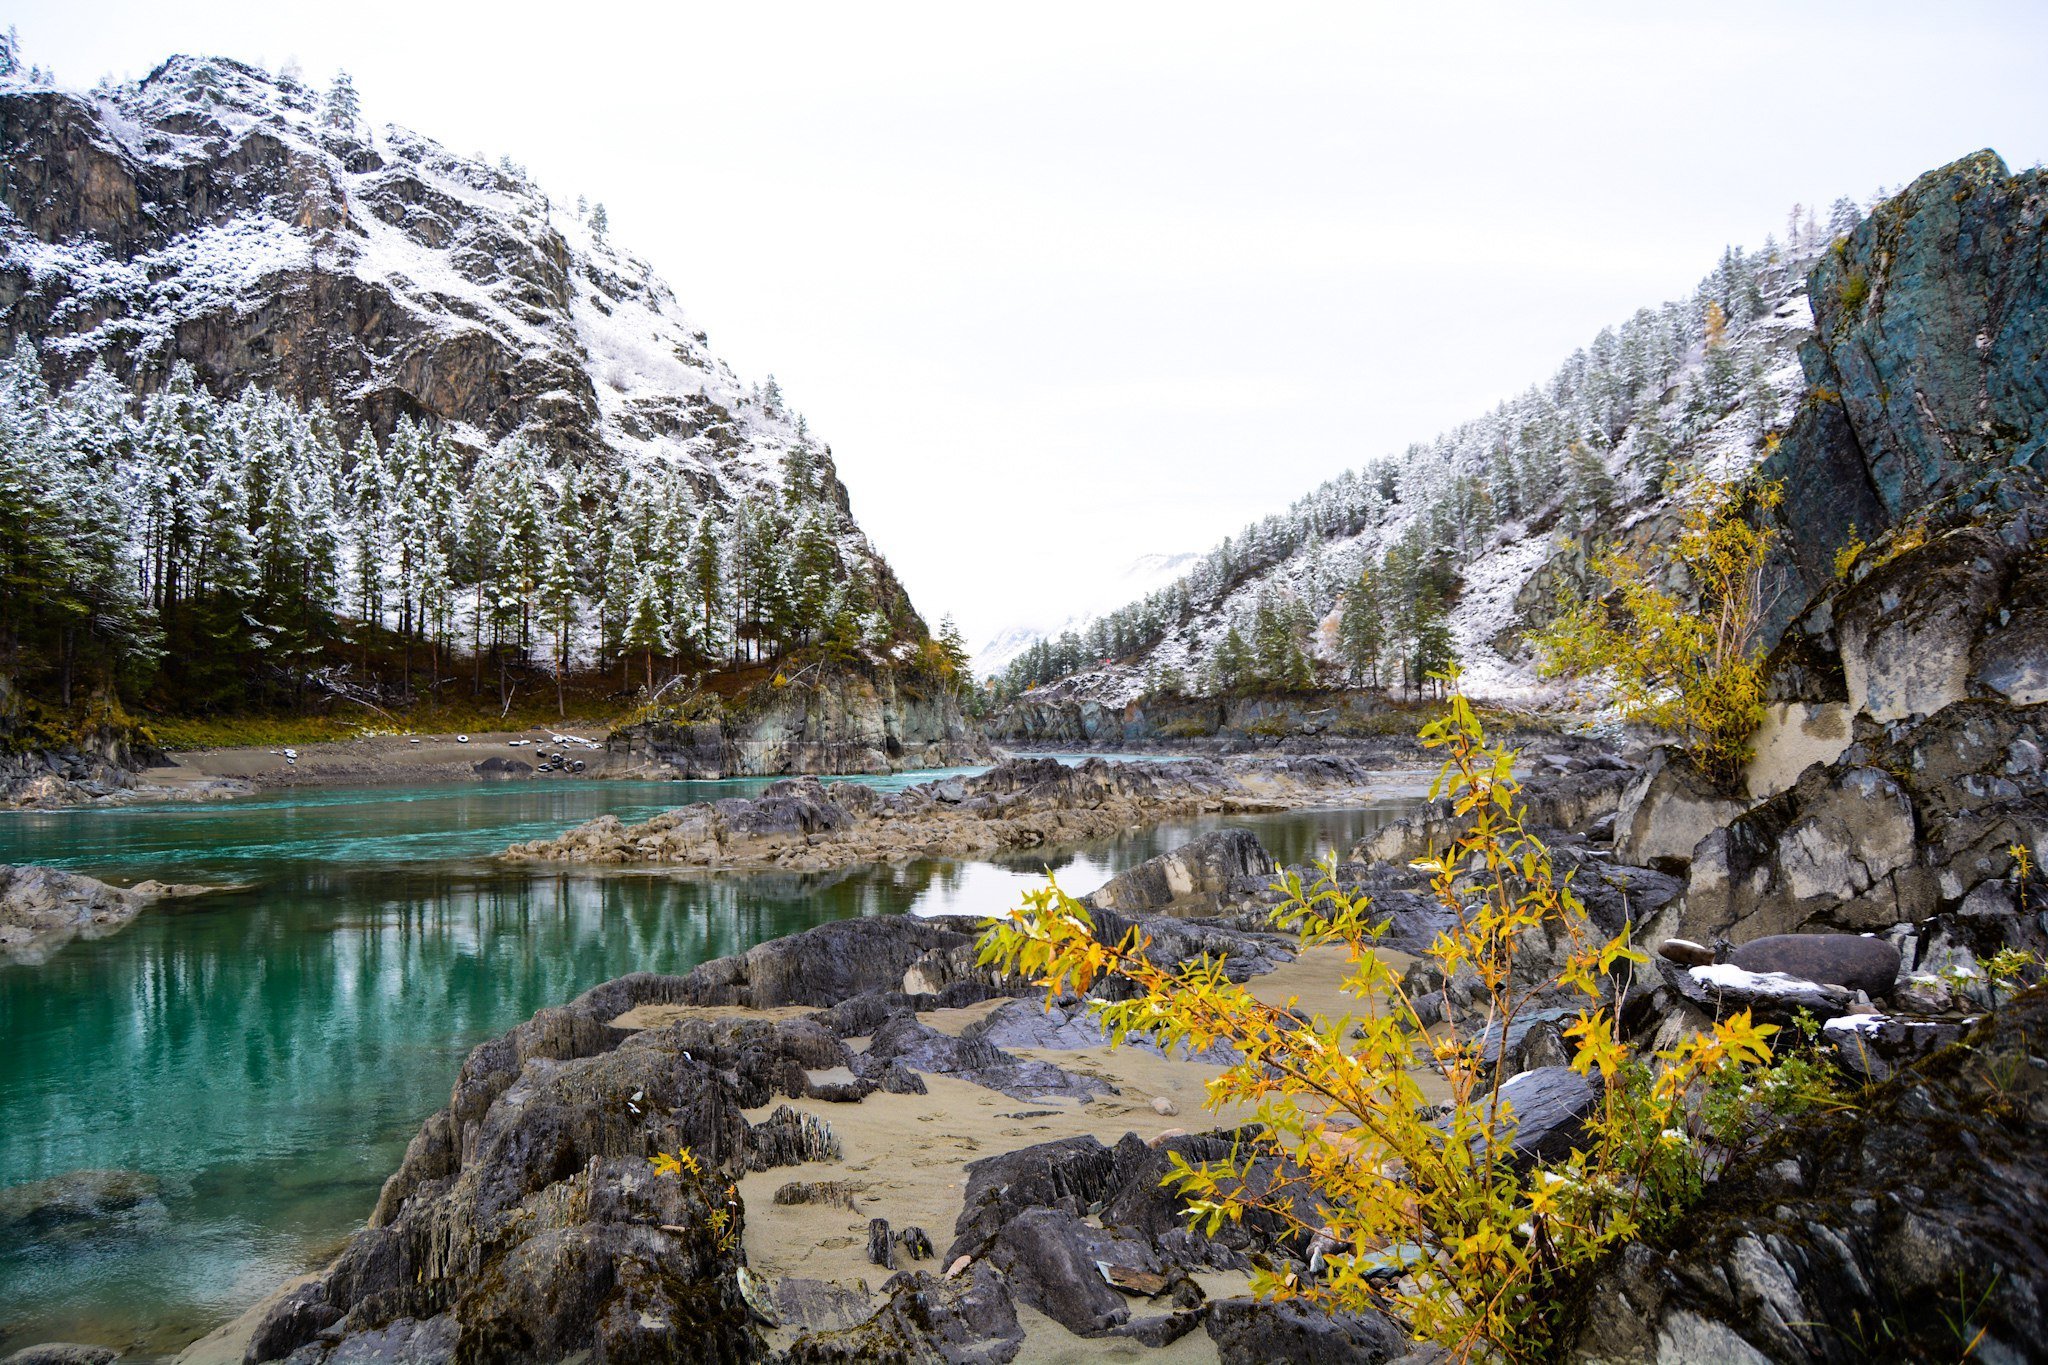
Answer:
0, 760, 1424, 1358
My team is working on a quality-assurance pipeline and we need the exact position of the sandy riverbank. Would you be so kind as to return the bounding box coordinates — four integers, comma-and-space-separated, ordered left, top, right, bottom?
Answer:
137, 728, 619, 793
631, 942, 1434, 1362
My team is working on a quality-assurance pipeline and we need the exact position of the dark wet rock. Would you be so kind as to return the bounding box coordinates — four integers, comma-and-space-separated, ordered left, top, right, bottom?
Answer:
245, 962, 880, 1361
0, 1168, 163, 1234
244, 1282, 344, 1363
1082, 829, 1277, 916
1082, 908, 1296, 987
868, 1217, 896, 1269
1491, 1067, 1597, 1166
949, 1136, 1120, 1259
1818, 1014, 1970, 1084
975, 1207, 1161, 1336
669, 915, 1013, 1012
293, 1313, 456, 1364
854, 1013, 1110, 1103
1562, 987, 2048, 1365
2, 1345, 123, 1365
1205, 1295, 1409, 1364
949, 1130, 1295, 1281
769, 1279, 873, 1334
469, 756, 531, 779
896, 1227, 935, 1261
961, 995, 1237, 1065
1475, 1007, 1579, 1077
778, 1263, 1022, 1364
1727, 934, 1901, 998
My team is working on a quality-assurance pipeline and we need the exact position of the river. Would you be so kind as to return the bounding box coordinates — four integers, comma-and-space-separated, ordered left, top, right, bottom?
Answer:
0, 760, 1426, 1357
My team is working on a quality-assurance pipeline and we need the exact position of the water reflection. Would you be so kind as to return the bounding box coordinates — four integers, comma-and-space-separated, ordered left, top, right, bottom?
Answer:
0, 772, 1424, 1358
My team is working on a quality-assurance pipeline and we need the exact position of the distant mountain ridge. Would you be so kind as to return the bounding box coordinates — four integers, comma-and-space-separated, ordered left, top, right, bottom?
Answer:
970, 551, 1198, 678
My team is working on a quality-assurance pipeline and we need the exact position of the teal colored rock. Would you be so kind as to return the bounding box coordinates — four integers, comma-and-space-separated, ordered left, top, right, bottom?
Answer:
1762, 150, 2048, 612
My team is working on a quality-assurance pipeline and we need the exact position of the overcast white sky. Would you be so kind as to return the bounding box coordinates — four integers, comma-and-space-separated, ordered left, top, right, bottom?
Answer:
15, 3, 2048, 643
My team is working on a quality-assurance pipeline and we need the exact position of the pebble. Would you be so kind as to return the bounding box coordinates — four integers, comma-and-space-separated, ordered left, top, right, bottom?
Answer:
1146, 1127, 1189, 1148
945, 1254, 972, 1278
1151, 1096, 1178, 1116
1658, 938, 1716, 967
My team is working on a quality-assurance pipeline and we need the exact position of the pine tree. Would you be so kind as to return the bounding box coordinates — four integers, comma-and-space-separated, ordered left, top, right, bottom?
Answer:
1338, 569, 1386, 687
539, 533, 578, 715
323, 70, 360, 132
1213, 624, 1253, 692
589, 202, 608, 238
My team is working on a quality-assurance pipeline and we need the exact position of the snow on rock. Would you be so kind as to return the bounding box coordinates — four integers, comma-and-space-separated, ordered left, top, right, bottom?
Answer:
0, 54, 846, 528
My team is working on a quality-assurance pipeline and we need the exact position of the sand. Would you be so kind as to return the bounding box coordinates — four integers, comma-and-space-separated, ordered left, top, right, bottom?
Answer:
138, 728, 618, 791
619, 943, 1436, 1359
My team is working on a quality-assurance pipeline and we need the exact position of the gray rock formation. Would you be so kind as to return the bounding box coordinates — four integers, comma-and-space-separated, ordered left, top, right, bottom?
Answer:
1612, 749, 1748, 871
608, 673, 991, 779
0, 865, 226, 963
1355, 766, 1632, 868
1563, 988, 2048, 1365
1082, 828, 1276, 916
1683, 701, 2045, 947
508, 755, 1380, 873
1758, 151, 2048, 623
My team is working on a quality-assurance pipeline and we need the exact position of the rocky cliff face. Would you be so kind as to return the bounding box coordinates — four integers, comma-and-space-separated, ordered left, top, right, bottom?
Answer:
609, 673, 991, 779
1758, 150, 2048, 615
2, 57, 836, 497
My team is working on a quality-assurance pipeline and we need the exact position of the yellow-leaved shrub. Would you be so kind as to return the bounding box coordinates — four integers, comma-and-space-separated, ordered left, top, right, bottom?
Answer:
978, 675, 1838, 1362
1532, 478, 1782, 788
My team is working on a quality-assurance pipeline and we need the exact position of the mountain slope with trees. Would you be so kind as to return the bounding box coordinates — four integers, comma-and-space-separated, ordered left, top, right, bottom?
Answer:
0, 44, 969, 761
989, 195, 1875, 739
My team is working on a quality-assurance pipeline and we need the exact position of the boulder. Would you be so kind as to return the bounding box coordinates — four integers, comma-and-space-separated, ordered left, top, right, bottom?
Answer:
1, 1345, 121, 1365
1492, 1067, 1596, 1166
1082, 828, 1276, 916
1204, 1296, 1409, 1365
469, 755, 531, 778
779, 1263, 1022, 1364
0, 1168, 163, 1234
975, 1207, 1159, 1336
1727, 934, 1901, 997
1612, 749, 1748, 870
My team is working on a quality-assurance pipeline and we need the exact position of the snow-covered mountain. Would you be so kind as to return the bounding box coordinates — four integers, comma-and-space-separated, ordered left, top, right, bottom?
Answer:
970, 551, 1198, 679
0, 53, 928, 669
991, 211, 1864, 716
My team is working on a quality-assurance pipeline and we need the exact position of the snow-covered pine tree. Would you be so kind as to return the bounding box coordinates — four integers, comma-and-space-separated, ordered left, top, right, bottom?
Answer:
323, 70, 359, 132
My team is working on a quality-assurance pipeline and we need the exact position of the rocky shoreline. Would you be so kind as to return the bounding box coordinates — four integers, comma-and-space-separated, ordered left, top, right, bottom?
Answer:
502, 754, 1409, 874
207, 717, 2048, 1363
0, 865, 236, 965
